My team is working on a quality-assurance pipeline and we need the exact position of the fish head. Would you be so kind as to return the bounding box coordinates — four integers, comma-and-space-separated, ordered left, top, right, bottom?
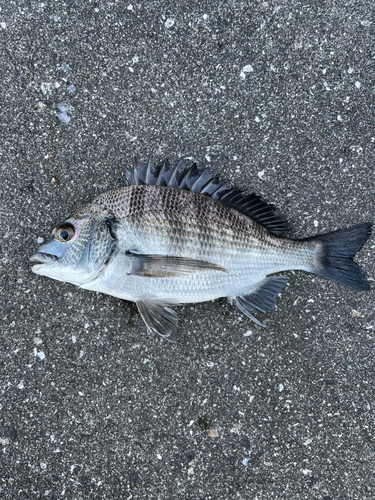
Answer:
30, 204, 117, 286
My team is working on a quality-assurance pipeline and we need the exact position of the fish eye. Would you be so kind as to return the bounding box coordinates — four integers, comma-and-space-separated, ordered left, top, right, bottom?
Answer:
55, 224, 75, 242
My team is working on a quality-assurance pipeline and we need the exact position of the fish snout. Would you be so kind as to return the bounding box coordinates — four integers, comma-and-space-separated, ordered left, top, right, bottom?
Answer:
30, 252, 59, 264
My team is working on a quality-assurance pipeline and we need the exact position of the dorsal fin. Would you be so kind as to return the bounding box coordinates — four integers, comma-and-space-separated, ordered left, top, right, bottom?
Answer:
124, 156, 291, 235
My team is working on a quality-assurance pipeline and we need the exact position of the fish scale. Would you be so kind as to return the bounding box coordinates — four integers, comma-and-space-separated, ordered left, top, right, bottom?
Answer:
30, 156, 372, 343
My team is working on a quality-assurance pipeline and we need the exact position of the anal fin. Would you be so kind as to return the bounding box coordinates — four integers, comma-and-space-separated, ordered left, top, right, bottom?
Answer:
136, 298, 180, 343
229, 276, 289, 326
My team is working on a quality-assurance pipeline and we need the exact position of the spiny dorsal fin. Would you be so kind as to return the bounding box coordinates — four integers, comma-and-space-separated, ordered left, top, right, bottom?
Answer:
124, 155, 291, 235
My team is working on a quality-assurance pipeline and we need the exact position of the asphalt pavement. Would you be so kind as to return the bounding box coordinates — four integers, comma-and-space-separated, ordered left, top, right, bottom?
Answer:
1, 1, 374, 499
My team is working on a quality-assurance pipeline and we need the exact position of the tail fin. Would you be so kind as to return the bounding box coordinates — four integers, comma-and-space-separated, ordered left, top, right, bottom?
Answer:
305, 222, 372, 290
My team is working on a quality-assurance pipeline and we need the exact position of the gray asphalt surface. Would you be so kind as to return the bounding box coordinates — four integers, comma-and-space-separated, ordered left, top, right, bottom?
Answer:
1, 1, 374, 499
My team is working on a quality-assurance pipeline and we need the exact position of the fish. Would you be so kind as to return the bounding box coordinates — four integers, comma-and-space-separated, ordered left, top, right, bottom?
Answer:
30, 155, 372, 343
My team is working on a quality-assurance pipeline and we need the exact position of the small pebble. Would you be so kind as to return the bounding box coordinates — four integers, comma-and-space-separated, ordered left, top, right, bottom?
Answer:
208, 429, 218, 438
35, 101, 46, 111
72, 335, 76, 343
242, 64, 253, 73
302, 469, 313, 475
37, 237, 44, 244
243, 458, 249, 466
61, 63, 70, 71
314, 220, 319, 227
355, 81, 361, 89
68, 85, 76, 93
37, 351, 45, 360
57, 112, 70, 124
165, 18, 175, 28
41, 82, 52, 95
360, 20, 371, 27
57, 103, 72, 112
279, 383, 284, 392
0, 22, 7, 29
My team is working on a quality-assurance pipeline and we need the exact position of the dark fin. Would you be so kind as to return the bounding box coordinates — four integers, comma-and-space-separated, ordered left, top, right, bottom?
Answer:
167, 158, 187, 188
190, 167, 212, 193
145, 152, 161, 185
124, 154, 161, 186
305, 222, 372, 291
178, 162, 200, 190
124, 160, 134, 185
124, 155, 290, 235
126, 251, 228, 277
229, 276, 289, 326
158, 158, 174, 186
136, 299, 179, 343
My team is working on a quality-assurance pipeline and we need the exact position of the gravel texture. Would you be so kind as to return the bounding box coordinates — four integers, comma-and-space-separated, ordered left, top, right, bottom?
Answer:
1, 1, 374, 499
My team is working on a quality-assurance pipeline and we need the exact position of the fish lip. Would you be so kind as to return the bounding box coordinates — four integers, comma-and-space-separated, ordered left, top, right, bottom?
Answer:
29, 252, 59, 265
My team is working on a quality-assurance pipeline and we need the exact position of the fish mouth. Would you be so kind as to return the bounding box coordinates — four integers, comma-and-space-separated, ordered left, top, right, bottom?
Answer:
30, 252, 59, 265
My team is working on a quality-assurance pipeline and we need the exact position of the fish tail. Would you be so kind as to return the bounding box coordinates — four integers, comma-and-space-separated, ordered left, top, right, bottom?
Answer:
305, 222, 372, 290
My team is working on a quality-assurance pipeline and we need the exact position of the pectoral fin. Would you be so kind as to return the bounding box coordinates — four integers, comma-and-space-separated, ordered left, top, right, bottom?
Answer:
136, 299, 180, 343
127, 251, 227, 278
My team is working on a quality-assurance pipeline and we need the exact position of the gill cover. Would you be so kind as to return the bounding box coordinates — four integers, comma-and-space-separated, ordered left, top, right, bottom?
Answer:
31, 215, 117, 286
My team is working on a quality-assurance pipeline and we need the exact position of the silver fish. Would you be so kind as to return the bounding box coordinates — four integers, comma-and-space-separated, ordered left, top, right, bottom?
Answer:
30, 156, 372, 343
